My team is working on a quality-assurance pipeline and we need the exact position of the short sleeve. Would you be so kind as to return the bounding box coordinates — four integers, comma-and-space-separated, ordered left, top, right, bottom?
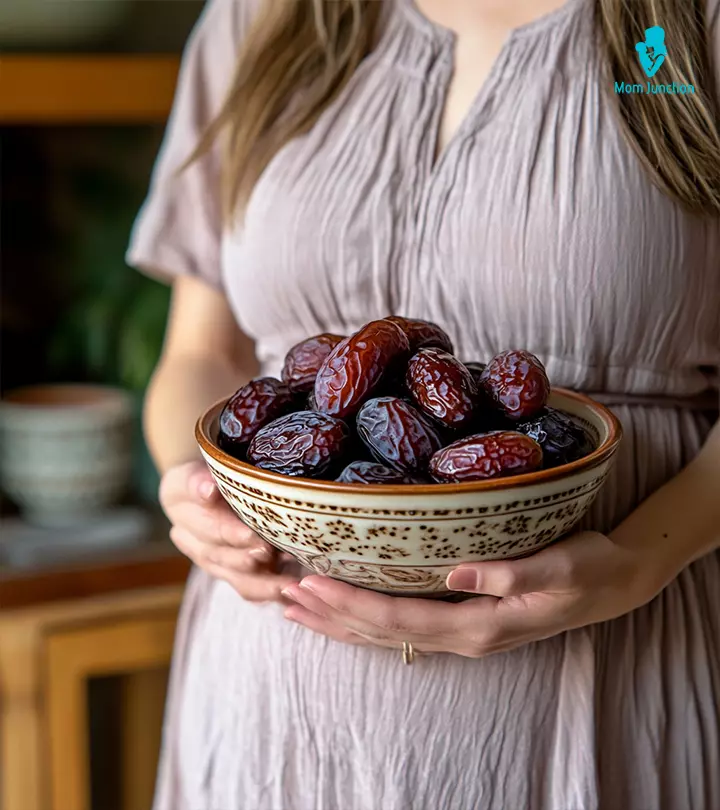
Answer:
126, 0, 256, 291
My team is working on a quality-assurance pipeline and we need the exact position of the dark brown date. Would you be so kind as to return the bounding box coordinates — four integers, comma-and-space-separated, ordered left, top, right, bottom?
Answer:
463, 361, 487, 388
385, 316, 454, 354
516, 407, 594, 468
430, 431, 543, 482
479, 350, 550, 420
406, 348, 477, 429
247, 411, 350, 478
336, 461, 418, 485
314, 320, 410, 418
281, 333, 345, 393
218, 378, 294, 454
356, 397, 443, 474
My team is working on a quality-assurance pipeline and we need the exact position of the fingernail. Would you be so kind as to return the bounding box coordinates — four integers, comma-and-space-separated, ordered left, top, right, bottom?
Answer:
447, 568, 479, 592
199, 481, 215, 500
249, 547, 271, 562
281, 588, 298, 602
298, 579, 318, 593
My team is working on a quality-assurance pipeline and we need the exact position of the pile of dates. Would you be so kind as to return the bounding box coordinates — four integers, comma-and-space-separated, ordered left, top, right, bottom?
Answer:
217, 318, 593, 484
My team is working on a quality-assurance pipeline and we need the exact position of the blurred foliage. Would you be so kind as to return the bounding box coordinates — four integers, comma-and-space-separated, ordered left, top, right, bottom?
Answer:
47, 146, 170, 393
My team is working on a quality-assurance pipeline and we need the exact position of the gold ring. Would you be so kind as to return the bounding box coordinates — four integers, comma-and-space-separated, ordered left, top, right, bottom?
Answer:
402, 641, 415, 665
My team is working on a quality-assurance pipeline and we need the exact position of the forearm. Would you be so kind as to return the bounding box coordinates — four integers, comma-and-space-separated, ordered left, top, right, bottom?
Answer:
610, 420, 720, 566
144, 354, 255, 473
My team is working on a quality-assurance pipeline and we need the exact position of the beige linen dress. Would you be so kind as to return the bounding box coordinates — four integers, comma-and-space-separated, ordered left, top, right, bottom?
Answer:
128, 0, 720, 807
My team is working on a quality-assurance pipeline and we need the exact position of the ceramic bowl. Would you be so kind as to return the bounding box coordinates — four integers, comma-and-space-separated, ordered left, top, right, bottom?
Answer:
0, 385, 133, 526
196, 389, 622, 597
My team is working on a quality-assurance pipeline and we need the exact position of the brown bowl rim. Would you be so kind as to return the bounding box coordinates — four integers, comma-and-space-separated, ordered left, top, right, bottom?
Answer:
195, 387, 623, 496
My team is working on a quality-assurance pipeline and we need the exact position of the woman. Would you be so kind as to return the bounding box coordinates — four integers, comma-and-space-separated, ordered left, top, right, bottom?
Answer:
128, 0, 720, 807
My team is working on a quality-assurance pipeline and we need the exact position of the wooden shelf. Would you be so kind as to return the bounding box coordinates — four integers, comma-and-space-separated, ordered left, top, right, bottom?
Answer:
0, 55, 180, 124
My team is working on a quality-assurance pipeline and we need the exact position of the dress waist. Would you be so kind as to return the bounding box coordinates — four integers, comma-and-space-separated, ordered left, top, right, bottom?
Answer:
583, 390, 718, 412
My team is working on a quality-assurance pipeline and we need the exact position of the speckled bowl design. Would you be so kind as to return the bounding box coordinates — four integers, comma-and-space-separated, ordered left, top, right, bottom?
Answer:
197, 389, 622, 597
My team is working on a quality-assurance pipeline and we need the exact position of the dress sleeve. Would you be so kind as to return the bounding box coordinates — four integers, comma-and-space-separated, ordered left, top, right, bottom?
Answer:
126, 0, 257, 291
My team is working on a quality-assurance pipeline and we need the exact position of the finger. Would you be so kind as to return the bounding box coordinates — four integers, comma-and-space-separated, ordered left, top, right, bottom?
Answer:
170, 526, 263, 573
294, 576, 471, 640
446, 541, 582, 597
160, 460, 218, 508
208, 566, 300, 603
284, 606, 369, 646
173, 500, 273, 555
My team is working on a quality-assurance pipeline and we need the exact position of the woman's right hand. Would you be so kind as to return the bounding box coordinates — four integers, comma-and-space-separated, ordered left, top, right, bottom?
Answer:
160, 460, 299, 602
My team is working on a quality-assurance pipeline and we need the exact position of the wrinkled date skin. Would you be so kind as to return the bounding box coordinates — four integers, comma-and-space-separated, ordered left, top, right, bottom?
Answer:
516, 407, 594, 468
218, 378, 294, 454
479, 350, 550, 420
247, 411, 350, 478
386, 316, 454, 354
314, 320, 410, 418
336, 460, 418, 485
281, 333, 345, 393
356, 397, 443, 474
430, 431, 543, 483
407, 348, 478, 429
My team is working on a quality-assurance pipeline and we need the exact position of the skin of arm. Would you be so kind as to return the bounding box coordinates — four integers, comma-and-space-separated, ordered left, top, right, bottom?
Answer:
144, 275, 260, 473
145, 275, 298, 601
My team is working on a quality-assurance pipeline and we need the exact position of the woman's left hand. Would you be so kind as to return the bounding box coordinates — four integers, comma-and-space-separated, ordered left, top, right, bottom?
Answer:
281, 530, 687, 658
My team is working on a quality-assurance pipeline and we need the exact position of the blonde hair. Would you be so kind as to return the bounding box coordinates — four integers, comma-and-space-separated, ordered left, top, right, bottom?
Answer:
195, 0, 720, 216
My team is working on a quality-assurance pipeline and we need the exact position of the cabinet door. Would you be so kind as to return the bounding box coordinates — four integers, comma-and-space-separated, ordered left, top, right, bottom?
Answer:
45, 612, 177, 810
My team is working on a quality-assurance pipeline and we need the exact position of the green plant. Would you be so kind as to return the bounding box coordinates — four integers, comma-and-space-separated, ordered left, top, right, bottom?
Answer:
48, 157, 170, 392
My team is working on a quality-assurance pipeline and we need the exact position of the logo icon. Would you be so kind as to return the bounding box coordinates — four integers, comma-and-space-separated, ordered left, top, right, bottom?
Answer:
635, 26, 667, 78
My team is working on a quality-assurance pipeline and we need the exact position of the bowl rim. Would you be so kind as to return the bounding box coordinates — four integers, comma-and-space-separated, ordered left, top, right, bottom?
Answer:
196, 387, 623, 495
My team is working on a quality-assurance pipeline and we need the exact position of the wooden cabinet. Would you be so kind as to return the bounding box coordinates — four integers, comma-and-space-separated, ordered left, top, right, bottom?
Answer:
0, 547, 190, 810
0, 55, 179, 124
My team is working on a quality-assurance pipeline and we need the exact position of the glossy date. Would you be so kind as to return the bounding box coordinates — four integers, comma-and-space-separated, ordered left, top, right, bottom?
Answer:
429, 431, 543, 483
385, 316, 454, 354
247, 411, 350, 478
281, 333, 345, 393
479, 350, 550, 420
336, 460, 418, 485
356, 397, 443, 474
516, 407, 594, 468
406, 348, 478, 429
313, 320, 410, 418
218, 378, 294, 454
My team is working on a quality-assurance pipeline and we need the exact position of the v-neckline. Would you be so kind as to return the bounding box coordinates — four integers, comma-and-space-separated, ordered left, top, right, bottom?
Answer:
399, 0, 585, 175
400, 0, 584, 43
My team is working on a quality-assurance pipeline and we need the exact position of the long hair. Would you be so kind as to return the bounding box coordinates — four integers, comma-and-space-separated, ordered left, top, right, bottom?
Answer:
194, 0, 720, 217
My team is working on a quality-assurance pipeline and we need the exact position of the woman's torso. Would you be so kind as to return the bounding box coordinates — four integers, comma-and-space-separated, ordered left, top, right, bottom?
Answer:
222, 0, 718, 395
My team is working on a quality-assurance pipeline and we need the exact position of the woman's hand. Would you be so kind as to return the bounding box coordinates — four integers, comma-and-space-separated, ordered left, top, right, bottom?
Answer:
280, 530, 687, 657
160, 460, 299, 602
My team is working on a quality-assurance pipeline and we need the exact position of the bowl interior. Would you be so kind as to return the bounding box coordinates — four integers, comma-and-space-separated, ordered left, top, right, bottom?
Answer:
197, 388, 622, 496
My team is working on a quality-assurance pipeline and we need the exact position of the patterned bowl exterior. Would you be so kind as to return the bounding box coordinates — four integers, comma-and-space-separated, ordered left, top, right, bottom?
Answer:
197, 389, 622, 597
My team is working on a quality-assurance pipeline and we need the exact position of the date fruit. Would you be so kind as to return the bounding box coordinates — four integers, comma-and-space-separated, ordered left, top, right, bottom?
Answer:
314, 320, 410, 418
479, 350, 550, 420
336, 461, 418, 485
218, 378, 294, 454
516, 407, 593, 468
429, 431, 543, 483
464, 361, 487, 388
406, 348, 478, 429
356, 397, 443, 474
281, 333, 345, 393
247, 411, 350, 478
385, 316, 454, 354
